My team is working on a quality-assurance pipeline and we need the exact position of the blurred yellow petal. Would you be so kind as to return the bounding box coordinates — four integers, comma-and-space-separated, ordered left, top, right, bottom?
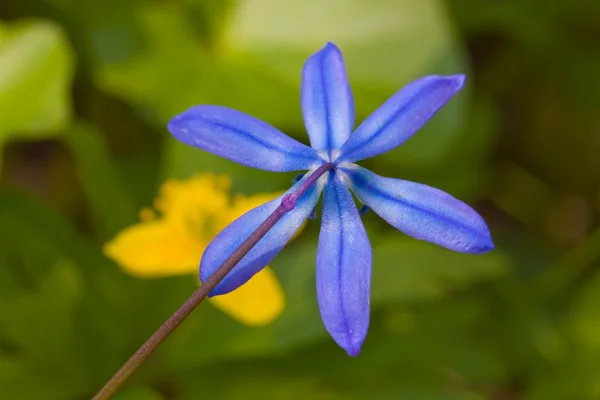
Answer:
209, 267, 285, 326
105, 174, 287, 325
227, 191, 306, 241
104, 221, 205, 278
224, 192, 282, 226
156, 174, 231, 226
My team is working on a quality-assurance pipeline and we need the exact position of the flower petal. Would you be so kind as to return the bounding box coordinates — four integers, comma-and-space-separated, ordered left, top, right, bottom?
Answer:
317, 172, 372, 356
302, 42, 354, 153
208, 267, 285, 326
104, 221, 202, 277
201, 170, 325, 295
341, 164, 494, 253
338, 75, 465, 163
168, 105, 323, 172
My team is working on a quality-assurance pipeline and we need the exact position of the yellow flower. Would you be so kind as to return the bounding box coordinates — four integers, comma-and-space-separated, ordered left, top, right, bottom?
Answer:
104, 174, 286, 326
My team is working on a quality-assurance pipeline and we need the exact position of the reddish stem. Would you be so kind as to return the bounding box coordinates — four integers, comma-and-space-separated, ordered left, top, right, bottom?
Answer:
93, 162, 334, 400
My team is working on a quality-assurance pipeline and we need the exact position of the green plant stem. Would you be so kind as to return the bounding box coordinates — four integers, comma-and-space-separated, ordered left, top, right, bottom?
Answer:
92, 163, 333, 400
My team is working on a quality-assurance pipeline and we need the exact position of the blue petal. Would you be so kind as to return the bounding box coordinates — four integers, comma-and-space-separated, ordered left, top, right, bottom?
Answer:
341, 164, 494, 254
200, 170, 325, 295
338, 75, 466, 163
168, 105, 323, 172
317, 172, 372, 356
302, 42, 355, 153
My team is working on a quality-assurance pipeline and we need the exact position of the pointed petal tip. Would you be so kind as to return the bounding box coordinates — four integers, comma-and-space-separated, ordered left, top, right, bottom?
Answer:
343, 341, 363, 357
330, 326, 365, 356
439, 225, 495, 255
452, 74, 467, 89
483, 235, 495, 251
434, 74, 466, 92
166, 110, 187, 137
166, 106, 210, 144
167, 105, 199, 126
327, 315, 369, 358
456, 230, 494, 254
324, 41, 340, 51
311, 42, 341, 57
468, 222, 495, 254
472, 236, 495, 254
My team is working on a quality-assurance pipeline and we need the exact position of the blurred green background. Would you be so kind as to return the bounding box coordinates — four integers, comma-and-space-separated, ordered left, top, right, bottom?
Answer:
1, 0, 600, 398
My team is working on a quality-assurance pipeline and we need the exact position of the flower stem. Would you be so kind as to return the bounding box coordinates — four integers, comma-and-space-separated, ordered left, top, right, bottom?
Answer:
93, 162, 334, 400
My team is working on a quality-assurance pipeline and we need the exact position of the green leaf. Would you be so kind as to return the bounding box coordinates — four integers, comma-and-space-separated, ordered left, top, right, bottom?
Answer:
0, 261, 89, 399
0, 261, 82, 362
113, 386, 165, 400
0, 189, 166, 393
0, 193, 77, 288
567, 268, 600, 353
371, 236, 510, 303
62, 120, 137, 241
523, 260, 600, 398
223, 0, 468, 165
40, 0, 147, 65
174, 301, 499, 400
96, 0, 469, 176
0, 20, 74, 171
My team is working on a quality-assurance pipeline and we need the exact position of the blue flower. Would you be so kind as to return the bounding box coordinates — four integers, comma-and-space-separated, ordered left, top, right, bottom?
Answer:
168, 42, 494, 356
